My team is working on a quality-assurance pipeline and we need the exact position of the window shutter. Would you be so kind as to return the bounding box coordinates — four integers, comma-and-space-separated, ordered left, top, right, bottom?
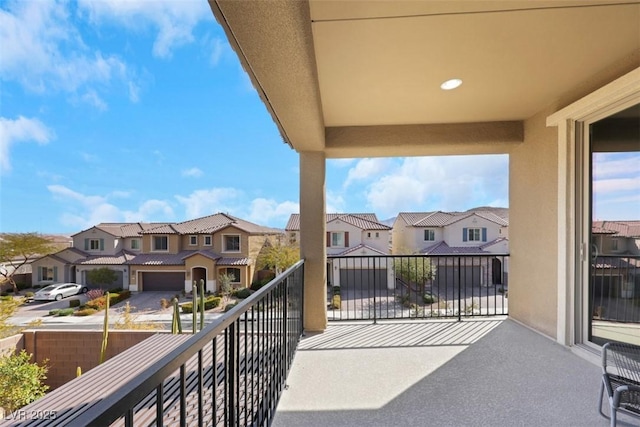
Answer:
345, 232, 349, 247
53, 266, 58, 281
84, 238, 89, 250
326, 232, 330, 247
100, 239, 105, 250
463, 228, 468, 242
482, 228, 487, 242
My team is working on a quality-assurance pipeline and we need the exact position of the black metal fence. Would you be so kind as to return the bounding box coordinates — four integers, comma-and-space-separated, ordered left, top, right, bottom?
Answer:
28, 261, 305, 427
591, 255, 640, 323
327, 254, 509, 321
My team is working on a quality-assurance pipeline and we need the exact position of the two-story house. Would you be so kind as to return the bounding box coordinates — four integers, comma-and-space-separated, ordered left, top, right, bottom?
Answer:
31, 213, 281, 293
392, 208, 509, 287
591, 220, 640, 300
286, 213, 392, 290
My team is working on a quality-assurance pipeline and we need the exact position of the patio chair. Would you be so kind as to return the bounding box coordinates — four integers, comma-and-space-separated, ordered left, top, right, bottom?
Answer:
598, 342, 640, 427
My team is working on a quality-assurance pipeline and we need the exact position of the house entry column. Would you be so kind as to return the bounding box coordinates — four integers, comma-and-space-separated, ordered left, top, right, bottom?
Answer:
300, 151, 327, 331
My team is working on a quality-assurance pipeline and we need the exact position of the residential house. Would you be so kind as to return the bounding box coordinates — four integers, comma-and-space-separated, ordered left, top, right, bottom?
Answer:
287, 213, 392, 289
209, 0, 640, 349
392, 208, 509, 286
31, 213, 281, 293
591, 221, 640, 302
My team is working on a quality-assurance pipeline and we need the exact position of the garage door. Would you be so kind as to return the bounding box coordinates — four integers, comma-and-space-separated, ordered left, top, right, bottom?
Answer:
339, 269, 387, 291
85, 270, 124, 289
434, 266, 482, 287
142, 272, 184, 291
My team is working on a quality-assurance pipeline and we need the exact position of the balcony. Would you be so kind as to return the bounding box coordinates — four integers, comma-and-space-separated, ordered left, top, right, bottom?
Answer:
4, 257, 637, 426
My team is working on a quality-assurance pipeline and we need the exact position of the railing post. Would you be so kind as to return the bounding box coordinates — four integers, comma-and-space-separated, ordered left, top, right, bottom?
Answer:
373, 256, 377, 324
227, 322, 237, 426
457, 256, 462, 322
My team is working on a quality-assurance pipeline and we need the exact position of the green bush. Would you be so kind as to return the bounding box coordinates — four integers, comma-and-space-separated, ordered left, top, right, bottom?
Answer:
224, 303, 238, 312
332, 286, 341, 295
0, 350, 48, 412
48, 309, 61, 316
16, 282, 29, 291
423, 293, 436, 304
0, 295, 12, 302
32, 284, 43, 289
233, 288, 252, 299
24, 292, 34, 298
69, 299, 81, 308
250, 277, 272, 291
181, 296, 221, 313
0, 292, 9, 297
56, 308, 75, 316
74, 308, 98, 316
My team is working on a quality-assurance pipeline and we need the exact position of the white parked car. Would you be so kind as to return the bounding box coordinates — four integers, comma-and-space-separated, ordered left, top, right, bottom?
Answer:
33, 283, 88, 301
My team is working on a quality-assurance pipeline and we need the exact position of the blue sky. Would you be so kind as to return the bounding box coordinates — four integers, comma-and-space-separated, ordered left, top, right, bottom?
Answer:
1, 1, 632, 235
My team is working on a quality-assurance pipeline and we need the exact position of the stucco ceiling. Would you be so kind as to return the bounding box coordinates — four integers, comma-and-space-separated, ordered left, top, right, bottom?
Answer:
310, 0, 640, 126
210, 0, 640, 154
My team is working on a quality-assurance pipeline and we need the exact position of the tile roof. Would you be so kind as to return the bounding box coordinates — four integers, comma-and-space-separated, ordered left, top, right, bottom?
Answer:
480, 237, 509, 250
594, 256, 640, 269
400, 210, 509, 228
78, 251, 137, 265
217, 257, 250, 266
420, 242, 490, 255
127, 250, 217, 266
142, 213, 280, 235
592, 221, 640, 237
331, 244, 388, 256
286, 213, 388, 231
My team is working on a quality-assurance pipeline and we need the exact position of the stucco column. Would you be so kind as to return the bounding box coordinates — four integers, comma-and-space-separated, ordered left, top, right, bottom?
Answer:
300, 151, 327, 331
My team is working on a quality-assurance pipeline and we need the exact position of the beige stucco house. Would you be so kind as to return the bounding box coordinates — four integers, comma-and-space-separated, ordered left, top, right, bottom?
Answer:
208, 0, 640, 351
31, 213, 281, 293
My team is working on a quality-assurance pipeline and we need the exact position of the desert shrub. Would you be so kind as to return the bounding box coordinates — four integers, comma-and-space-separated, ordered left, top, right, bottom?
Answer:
85, 289, 103, 301
24, 292, 34, 298
233, 288, 252, 299
181, 296, 221, 313
397, 294, 411, 308
56, 308, 74, 317
111, 287, 124, 293
250, 277, 272, 291
32, 284, 42, 289
16, 283, 29, 291
0, 295, 12, 302
69, 299, 81, 308
0, 350, 49, 412
48, 309, 61, 316
74, 308, 98, 316
423, 293, 436, 304
0, 292, 8, 297
160, 298, 170, 309
332, 286, 341, 295
224, 303, 237, 312
85, 291, 130, 311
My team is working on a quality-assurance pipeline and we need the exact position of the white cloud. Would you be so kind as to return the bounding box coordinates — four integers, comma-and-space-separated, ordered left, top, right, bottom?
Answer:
326, 190, 346, 213
206, 36, 227, 67
593, 177, 640, 193
343, 158, 392, 188
175, 188, 243, 219
328, 159, 356, 168
0, 116, 54, 173
47, 184, 174, 228
182, 167, 204, 178
0, 1, 137, 107
361, 155, 508, 217
77, 0, 209, 59
247, 199, 299, 227
593, 153, 640, 178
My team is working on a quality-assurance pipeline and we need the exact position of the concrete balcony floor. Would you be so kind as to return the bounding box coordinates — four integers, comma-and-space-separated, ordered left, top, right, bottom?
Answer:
273, 318, 637, 427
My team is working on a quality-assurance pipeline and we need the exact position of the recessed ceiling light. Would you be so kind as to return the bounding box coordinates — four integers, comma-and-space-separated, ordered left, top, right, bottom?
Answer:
440, 78, 462, 90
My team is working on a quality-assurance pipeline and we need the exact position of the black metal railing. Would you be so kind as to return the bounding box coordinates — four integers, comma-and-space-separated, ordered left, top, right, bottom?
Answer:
327, 254, 509, 321
591, 255, 640, 323
25, 261, 305, 427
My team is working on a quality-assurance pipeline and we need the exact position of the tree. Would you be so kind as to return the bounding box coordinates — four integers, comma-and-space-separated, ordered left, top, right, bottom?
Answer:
0, 233, 57, 295
256, 238, 300, 275
86, 267, 118, 289
0, 350, 49, 413
393, 254, 436, 293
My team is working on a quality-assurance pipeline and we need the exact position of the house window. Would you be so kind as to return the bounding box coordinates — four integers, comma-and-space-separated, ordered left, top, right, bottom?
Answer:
130, 239, 140, 250
331, 232, 344, 247
189, 235, 197, 246
204, 235, 212, 246
223, 235, 240, 252
89, 239, 100, 250
424, 229, 435, 241
222, 267, 241, 283
153, 236, 168, 251
375, 232, 379, 238
367, 232, 371, 238
467, 228, 481, 241
41, 267, 54, 281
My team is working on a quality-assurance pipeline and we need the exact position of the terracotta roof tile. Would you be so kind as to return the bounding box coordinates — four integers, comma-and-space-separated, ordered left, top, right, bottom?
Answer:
421, 242, 489, 255
217, 257, 250, 266
286, 213, 388, 231
79, 251, 136, 265
331, 244, 388, 256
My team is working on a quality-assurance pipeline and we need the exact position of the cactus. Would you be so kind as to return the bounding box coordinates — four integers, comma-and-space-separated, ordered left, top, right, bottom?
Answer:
99, 290, 109, 364
192, 281, 197, 334
171, 297, 182, 334
199, 279, 205, 330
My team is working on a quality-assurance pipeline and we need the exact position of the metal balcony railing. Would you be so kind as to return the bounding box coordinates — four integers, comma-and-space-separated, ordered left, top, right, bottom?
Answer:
13, 260, 304, 427
592, 255, 640, 323
327, 254, 509, 321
